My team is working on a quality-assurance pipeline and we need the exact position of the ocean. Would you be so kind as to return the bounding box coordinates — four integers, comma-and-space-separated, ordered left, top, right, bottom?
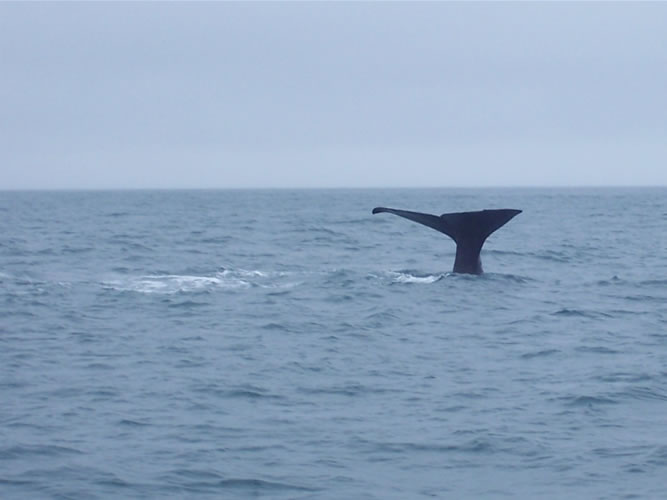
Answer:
1, 188, 666, 499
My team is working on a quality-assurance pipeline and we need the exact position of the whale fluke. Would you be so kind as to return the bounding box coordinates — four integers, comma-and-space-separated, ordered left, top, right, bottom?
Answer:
372, 207, 522, 274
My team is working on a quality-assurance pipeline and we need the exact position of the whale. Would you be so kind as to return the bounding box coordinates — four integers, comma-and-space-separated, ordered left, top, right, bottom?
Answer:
372, 207, 522, 274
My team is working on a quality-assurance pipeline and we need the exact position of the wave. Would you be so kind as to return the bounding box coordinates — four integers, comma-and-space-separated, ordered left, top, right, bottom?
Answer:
594, 372, 652, 383
479, 272, 533, 283
102, 274, 230, 294
527, 250, 571, 263
299, 383, 394, 397
191, 383, 284, 401
0, 444, 84, 460
389, 271, 446, 284
559, 394, 618, 407
11, 264, 535, 295
360, 438, 494, 455
366, 269, 534, 285
100, 267, 301, 294
217, 478, 316, 492
117, 419, 150, 427
162, 470, 318, 493
612, 386, 667, 402
594, 276, 625, 287
484, 249, 527, 257
640, 279, 667, 287
575, 345, 619, 354
552, 308, 614, 319
520, 348, 561, 359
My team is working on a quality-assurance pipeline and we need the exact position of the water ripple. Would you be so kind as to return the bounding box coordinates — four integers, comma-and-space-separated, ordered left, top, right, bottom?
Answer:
3, 188, 667, 500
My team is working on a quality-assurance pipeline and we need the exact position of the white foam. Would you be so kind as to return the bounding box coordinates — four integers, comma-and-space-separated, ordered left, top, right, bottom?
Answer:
102, 274, 241, 294
392, 272, 444, 284
102, 268, 298, 294
236, 269, 269, 278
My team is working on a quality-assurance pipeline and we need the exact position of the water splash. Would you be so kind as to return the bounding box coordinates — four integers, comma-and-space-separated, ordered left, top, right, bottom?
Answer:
100, 268, 301, 294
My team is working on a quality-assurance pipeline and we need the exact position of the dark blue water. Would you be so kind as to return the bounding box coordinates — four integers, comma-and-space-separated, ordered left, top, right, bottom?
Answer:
2, 188, 666, 499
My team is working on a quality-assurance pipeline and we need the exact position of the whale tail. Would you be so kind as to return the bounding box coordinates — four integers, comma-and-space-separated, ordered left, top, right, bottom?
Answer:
372, 207, 522, 274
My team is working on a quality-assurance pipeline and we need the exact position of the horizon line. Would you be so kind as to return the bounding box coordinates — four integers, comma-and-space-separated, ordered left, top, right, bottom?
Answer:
1, 184, 666, 192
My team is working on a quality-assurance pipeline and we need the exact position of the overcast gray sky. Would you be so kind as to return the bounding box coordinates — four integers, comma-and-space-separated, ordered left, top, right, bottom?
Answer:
2, 2, 666, 189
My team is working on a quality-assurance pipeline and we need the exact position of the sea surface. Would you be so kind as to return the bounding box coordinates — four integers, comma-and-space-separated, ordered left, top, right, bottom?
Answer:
1, 188, 666, 499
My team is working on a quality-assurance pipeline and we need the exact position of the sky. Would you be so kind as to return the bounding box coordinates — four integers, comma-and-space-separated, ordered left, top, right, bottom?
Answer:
2, 2, 666, 189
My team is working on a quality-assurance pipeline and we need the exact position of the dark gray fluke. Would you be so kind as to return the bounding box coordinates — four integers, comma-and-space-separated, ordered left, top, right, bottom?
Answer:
372, 207, 522, 274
